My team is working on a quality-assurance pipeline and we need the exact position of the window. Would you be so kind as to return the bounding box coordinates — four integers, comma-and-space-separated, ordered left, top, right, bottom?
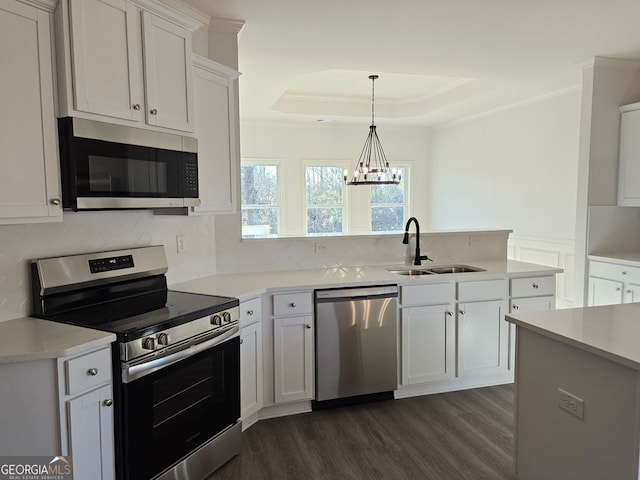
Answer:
370, 167, 407, 232
305, 165, 345, 234
241, 163, 279, 236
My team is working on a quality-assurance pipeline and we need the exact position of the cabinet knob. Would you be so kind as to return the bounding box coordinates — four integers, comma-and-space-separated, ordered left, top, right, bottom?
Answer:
616, 287, 622, 291
132, 103, 141, 110
103, 399, 113, 407
306, 324, 311, 329
532, 283, 539, 289
459, 310, 465, 315
88, 368, 98, 376
622, 271, 628, 275
626, 290, 632, 294
239, 338, 244, 344
289, 302, 296, 308
247, 309, 254, 316
513, 305, 519, 311
50, 198, 61, 206
446, 311, 452, 317
150, 108, 158, 115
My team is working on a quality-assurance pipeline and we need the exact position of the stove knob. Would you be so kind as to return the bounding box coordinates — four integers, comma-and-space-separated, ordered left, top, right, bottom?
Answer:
211, 314, 222, 326
157, 333, 171, 346
222, 311, 232, 323
141, 337, 156, 350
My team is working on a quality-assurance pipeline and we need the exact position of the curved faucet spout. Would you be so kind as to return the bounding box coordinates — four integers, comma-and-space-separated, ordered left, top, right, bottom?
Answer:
402, 217, 431, 266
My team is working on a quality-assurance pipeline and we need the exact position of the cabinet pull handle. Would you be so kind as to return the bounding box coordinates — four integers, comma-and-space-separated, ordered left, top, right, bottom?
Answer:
88, 368, 99, 376
289, 302, 296, 308
103, 399, 113, 407
50, 198, 61, 206
247, 310, 254, 315
446, 311, 452, 317
150, 108, 158, 115
132, 103, 141, 110
532, 283, 539, 289
305, 324, 311, 329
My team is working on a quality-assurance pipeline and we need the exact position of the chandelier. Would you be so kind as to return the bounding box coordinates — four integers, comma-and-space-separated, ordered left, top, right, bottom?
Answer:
344, 75, 400, 185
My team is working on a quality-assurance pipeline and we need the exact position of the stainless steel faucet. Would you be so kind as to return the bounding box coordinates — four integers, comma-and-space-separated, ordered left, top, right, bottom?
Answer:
402, 217, 432, 266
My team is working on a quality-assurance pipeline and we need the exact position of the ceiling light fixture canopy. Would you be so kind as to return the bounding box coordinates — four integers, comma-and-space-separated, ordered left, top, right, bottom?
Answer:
344, 74, 400, 186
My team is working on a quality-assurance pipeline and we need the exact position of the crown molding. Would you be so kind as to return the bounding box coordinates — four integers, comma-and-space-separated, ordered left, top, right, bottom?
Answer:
192, 54, 240, 79
209, 17, 245, 34
18, 0, 58, 12
578, 56, 640, 71
130, 0, 208, 31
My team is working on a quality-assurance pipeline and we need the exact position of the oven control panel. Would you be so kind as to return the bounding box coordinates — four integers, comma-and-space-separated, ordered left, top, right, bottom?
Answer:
89, 254, 134, 273
123, 306, 240, 361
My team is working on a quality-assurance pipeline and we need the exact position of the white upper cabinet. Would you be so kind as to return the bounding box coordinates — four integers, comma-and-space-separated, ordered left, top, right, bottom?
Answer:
192, 55, 240, 214
0, 0, 62, 224
618, 103, 640, 205
57, 0, 203, 133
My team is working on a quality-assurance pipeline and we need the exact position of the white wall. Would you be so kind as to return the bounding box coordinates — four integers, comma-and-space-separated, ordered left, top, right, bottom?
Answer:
426, 89, 581, 239
239, 122, 430, 235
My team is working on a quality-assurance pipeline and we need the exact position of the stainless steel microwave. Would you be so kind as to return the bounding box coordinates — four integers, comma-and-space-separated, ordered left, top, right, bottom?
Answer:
58, 117, 200, 210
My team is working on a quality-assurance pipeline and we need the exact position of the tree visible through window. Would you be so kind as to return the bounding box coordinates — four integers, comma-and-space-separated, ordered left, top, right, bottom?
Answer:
305, 166, 344, 234
370, 167, 407, 231
241, 164, 279, 236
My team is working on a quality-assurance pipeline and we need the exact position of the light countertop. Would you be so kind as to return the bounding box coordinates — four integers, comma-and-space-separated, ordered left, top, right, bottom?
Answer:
0, 317, 115, 364
506, 303, 640, 371
589, 252, 640, 266
171, 259, 562, 301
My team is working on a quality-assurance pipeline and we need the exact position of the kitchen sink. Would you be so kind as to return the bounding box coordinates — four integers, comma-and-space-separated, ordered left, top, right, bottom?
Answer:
388, 264, 485, 276
387, 269, 433, 276
427, 265, 485, 274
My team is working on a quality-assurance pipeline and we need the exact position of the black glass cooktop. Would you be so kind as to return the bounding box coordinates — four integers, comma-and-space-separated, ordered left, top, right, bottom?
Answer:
40, 290, 238, 342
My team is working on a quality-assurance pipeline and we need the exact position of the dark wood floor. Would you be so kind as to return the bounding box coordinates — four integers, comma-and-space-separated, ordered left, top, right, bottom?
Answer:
208, 384, 515, 480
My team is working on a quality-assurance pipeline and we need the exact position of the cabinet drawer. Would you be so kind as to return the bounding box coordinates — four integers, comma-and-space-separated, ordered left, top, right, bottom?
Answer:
240, 297, 262, 326
64, 347, 111, 396
273, 292, 312, 316
401, 282, 454, 306
457, 279, 506, 302
590, 260, 640, 282
510, 276, 555, 298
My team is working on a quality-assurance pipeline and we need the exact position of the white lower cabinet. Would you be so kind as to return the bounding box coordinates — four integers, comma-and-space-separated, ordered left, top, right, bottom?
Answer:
240, 321, 263, 425
273, 315, 314, 403
67, 384, 115, 480
457, 299, 507, 377
588, 259, 640, 306
401, 304, 455, 385
58, 346, 115, 480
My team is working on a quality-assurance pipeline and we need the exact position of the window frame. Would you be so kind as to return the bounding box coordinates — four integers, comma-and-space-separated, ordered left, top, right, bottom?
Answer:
240, 159, 282, 237
303, 161, 350, 235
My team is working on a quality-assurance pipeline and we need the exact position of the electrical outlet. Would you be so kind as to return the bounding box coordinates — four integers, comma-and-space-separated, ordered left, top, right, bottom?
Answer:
315, 242, 328, 254
469, 236, 481, 247
176, 234, 187, 255
558, 388, 584, 419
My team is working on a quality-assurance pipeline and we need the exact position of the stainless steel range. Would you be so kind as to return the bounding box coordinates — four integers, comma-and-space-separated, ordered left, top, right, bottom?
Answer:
31, 245, 241, 480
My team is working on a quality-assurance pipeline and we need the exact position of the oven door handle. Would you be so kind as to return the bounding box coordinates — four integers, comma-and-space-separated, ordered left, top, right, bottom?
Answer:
123, 325, 239, 383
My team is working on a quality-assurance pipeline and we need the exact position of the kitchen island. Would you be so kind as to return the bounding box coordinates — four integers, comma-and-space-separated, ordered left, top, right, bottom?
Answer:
506, 304, 640, 480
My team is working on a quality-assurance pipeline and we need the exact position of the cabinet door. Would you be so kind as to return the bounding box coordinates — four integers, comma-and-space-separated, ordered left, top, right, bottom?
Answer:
618, 108, 640, 206
240, 322, 263, 423
623, 283, 640, 303
67, 384, 115, 480
192, 63, 238, 213
401, 304, 454, 385
142, 11, 194, 132
458, 300, 507, 377
508, 295, 554, 372
588, 277, 624, 306
0, 1, 61, 222
273, 315, 313, 403
68, 0, 144, 121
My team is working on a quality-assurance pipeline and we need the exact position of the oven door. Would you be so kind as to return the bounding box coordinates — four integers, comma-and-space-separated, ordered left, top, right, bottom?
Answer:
117, 333, 240, 480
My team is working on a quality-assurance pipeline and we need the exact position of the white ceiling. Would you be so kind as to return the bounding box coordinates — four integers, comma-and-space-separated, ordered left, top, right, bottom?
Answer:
186, 0, 640, 127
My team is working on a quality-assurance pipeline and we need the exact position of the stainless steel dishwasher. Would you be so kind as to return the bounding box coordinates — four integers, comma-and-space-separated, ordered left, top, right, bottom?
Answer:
314, 285, 398, 406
